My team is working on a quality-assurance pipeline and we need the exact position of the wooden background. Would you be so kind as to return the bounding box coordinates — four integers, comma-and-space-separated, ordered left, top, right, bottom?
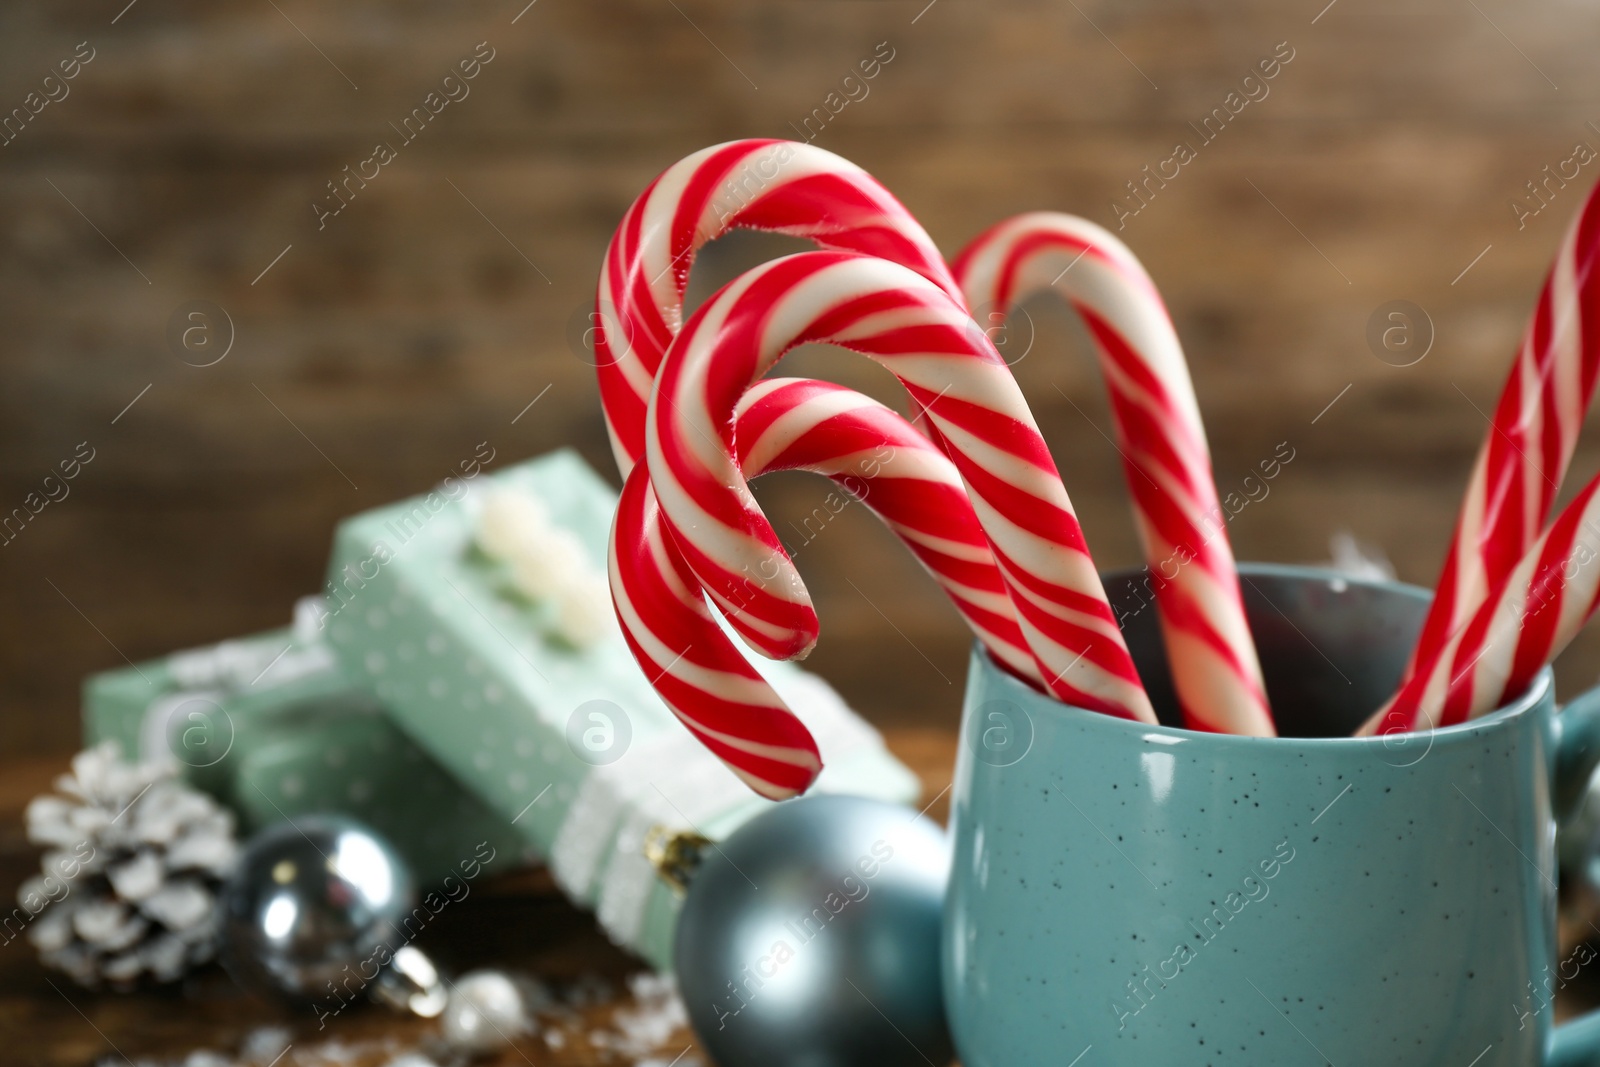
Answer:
5, 1, 1600, 760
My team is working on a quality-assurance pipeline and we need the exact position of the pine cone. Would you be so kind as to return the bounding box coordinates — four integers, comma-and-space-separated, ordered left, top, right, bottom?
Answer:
17, 743, 237, 987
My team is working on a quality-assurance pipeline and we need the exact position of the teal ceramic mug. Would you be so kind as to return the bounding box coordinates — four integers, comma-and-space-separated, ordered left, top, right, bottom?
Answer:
944, 564, 1600, 1067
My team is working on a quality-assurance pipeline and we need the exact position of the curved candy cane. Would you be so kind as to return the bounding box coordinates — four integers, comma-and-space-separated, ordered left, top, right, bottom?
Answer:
612, 470, 820, 799
595, 139, 960, 475
954, 212, 1272, 735
736, 379, 1043, 687
611, 379, 1043, 798
646, 250, 1157, 721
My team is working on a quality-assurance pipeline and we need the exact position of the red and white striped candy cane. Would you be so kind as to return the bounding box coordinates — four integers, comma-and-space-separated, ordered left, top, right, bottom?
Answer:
646, 250, 1158, 721
611, 379, 1043, 798
1368, 474, 1600, 734
1400, 183, 1600, 694
611, 468, 820, 799
595, 139, 959, 475
737, 378, 1044, 687
953, 212, 1273, 735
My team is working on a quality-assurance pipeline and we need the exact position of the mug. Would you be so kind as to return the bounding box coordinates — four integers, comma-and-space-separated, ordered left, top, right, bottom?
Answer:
944, 563, 1600, 1067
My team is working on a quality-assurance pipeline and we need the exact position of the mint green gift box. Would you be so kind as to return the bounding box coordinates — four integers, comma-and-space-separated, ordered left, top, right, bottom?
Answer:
321, 449, 921, 969
82, 609, 529, 888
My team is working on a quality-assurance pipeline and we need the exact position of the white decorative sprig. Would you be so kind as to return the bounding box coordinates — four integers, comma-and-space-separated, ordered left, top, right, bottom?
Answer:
476, 487, 614, 648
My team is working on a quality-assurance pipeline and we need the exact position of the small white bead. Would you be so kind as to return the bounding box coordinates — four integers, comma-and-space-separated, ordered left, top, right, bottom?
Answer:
383, 1055, 441, 1067
441, 970, 532, 1054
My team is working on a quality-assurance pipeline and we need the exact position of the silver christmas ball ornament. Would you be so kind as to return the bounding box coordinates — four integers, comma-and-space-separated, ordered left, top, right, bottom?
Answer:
673, 794, 952, 1067
219, 816, 415, 1001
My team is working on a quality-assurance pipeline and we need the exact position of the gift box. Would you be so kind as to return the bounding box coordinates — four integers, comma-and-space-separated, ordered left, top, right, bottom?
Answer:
82, 602, 530, 888
321, 449, 920, 968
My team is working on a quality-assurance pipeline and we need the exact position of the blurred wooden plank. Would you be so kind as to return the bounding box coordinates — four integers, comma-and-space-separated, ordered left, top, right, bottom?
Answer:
2, 0, 1600, 758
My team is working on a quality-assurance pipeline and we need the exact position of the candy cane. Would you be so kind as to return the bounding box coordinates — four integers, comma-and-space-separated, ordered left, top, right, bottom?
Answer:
1367, 474, 1600, 734
612, 469, 819, 799
647, 250, 1158, 721
737, 378, 1043, 687
953, 212, 1273, 735
611, 379, 1044, 799
1400, 183, 1600, 693
595, 139, 960, 475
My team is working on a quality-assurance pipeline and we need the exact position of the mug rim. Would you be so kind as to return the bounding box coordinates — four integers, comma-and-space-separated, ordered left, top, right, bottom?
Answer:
975, 562, 1554, 749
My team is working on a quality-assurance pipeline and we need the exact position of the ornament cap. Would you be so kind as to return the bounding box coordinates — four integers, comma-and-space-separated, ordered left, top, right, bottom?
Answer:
371, 944, 448, 1018
643, 825, 713, 895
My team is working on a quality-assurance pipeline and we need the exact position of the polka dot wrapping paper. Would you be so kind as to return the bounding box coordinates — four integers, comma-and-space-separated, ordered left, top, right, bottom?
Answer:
321, 449, 920, 969
81, 619, 528, 888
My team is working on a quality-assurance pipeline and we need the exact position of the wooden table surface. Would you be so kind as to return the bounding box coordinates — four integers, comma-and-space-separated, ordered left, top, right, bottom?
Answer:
0, 730, 958, 1067
6, 735, 1600, 1066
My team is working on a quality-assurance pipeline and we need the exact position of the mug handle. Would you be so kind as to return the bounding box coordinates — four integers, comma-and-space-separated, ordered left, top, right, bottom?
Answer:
1544, 688, 1600, 1066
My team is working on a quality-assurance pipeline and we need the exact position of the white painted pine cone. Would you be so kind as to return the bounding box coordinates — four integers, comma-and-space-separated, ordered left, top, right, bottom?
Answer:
18, 743, 237, 986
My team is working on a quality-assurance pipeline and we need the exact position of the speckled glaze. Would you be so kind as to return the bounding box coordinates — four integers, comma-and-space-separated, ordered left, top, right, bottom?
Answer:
945, 564, 1600, 1067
